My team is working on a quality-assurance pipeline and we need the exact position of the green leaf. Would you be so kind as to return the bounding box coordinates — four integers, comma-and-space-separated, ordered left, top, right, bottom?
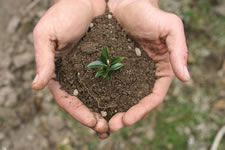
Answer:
103, 70, 109, 78
87, 61, 107, 69
110, 63, 123, 71
100, 46, 109, 64
111, 57, 124, 66
95, 70, 105, 77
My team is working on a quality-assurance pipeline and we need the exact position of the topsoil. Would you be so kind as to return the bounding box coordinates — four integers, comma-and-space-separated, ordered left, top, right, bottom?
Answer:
55, 10, 157, 121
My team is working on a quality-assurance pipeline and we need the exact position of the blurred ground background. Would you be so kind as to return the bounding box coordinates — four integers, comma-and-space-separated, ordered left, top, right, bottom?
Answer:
0, 0, 225, 150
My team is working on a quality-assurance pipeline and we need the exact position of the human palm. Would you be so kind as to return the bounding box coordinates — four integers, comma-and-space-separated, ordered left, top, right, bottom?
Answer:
32, 0, 109, 139
108, 0, 190, 132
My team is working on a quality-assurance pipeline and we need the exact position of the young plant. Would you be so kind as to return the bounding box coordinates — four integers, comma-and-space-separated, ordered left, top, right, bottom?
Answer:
87, 46, 124, 80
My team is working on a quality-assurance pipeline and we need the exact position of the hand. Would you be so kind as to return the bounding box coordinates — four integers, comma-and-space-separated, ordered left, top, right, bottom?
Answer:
32, 0, 110, 139
108, 0, 190, 132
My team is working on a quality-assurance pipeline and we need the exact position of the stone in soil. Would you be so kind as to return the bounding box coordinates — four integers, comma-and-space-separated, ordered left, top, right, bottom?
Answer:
73, 89, 79, 96
135, 48, 142, 56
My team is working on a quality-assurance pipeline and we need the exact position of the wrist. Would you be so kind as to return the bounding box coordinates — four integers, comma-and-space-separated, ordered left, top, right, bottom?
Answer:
53, 0, 105, 17
89, 0, 106, 17
108, 0, 159, 13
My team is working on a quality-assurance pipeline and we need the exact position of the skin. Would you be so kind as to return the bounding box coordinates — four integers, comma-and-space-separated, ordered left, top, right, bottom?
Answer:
32, 0, 190, 139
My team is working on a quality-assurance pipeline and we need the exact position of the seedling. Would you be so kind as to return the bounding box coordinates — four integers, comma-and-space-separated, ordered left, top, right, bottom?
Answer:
87, 46, 124, 80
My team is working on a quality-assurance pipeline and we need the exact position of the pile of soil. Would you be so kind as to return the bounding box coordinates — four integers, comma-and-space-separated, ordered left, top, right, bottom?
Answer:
55, 11, 157, 121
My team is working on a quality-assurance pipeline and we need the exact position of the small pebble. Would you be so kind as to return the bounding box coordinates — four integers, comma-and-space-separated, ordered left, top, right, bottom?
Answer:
108, 14, 112, 19
135, 48, 142, 56
73, 89, 79, 96
89, 23, 94, 28
101, 111, 107, 117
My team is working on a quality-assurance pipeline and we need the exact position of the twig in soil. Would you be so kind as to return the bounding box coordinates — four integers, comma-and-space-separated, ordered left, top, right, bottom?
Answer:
210, 125, 225, 150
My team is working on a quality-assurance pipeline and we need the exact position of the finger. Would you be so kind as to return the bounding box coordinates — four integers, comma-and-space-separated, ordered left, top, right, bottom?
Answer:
92, 113, 109, 133
48, 79, 97, 128
166, 15, 190, 82
122, 75, 173, 126
32, 26, 55, 90
96, 132, 110, 139
109, 112, 125, 133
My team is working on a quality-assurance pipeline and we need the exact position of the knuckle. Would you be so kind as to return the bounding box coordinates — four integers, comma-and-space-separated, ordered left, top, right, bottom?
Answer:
169, 13, 184, 29
33, 25, 41, 37
33, 24, 46, 39
88, 118, 97, 128
171, 14, 183, 24
123, 119, 132, 126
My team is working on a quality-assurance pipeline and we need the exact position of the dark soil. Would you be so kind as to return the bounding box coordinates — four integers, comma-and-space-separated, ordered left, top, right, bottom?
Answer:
55, 11, 157, 121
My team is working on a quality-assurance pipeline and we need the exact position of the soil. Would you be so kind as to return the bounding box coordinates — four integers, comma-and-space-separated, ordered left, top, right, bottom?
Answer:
55, 10, 157, 121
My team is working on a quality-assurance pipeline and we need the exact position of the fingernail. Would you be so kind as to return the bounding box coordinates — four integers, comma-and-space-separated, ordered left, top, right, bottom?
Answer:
32, 74, 39, 84
183, 66, 190, 80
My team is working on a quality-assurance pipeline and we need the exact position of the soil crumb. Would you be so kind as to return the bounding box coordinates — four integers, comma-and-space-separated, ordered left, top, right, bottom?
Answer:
55, 11, 157, 121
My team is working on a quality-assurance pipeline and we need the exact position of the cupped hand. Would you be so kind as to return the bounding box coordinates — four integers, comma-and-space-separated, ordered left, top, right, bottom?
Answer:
108, 0, 190, 132
32, 0, 109, 139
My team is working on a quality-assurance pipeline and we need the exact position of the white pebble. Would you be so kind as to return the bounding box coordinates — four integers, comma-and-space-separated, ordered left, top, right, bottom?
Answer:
100, 111, 107, 117
89, 23, 94, 28
73, 89, 79, 96
135, 48, 142, 56
108, 14, 112, 19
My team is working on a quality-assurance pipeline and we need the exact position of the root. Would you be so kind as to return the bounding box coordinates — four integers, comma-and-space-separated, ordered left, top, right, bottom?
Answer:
77, 73, 117, 109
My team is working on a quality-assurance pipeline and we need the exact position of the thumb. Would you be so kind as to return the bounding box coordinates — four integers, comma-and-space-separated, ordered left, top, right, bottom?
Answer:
166, 15, 190, 82
32, 27, 55, 90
